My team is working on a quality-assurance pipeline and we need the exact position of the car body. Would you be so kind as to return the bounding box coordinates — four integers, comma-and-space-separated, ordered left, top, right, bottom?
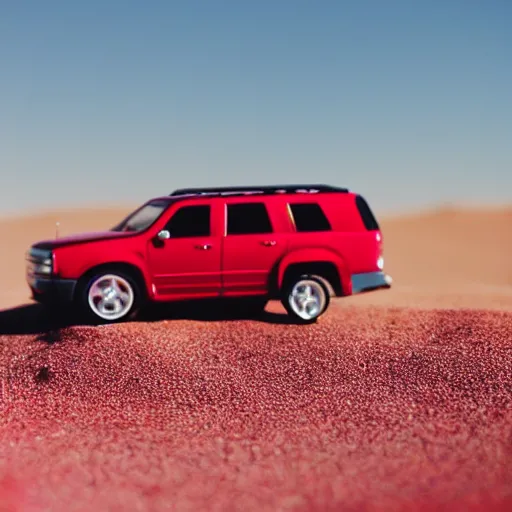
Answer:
26, 184, 392, 323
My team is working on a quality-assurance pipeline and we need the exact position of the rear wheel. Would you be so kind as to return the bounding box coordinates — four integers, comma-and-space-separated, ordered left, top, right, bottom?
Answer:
281, 275, 330, 324
77, 270, 142, 324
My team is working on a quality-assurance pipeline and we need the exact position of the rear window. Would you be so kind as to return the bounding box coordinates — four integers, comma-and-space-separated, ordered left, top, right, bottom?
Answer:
355, 195, 380, 230
289, 203, 331, 232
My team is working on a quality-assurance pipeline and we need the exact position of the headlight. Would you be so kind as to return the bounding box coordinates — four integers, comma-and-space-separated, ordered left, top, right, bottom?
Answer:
377, 255, 384, 270
33, 262, 53, 274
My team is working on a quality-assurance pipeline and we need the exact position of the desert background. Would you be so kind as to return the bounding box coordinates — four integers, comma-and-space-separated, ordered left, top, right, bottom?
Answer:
1, 203, 511, 312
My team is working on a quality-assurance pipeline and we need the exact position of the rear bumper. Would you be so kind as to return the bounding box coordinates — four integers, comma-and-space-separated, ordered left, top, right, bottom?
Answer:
351, 271, 392, 294
29, 277, 77, 303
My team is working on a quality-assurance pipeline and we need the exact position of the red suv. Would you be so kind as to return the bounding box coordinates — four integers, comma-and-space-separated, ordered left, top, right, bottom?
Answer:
26, 184, 392, 324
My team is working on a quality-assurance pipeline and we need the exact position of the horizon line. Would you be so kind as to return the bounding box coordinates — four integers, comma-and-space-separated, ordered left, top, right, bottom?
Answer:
0, 198, 510, 222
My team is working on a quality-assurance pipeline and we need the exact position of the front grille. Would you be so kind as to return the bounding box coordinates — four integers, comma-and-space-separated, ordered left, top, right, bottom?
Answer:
26, 248, 53, 281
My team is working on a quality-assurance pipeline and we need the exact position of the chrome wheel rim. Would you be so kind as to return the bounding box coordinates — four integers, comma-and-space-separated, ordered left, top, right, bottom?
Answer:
288, 279, 326, 320
87, 274, 134, 321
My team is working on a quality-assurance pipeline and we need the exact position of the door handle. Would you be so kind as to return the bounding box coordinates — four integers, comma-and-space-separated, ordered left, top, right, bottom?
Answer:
261, 240, 277, 247
195, 243, 212, 250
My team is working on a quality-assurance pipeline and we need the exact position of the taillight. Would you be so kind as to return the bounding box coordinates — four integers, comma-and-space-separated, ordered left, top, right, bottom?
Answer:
376, 231, 384, 270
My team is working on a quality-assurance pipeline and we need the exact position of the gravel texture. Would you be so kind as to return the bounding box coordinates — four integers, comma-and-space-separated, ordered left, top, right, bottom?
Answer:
1, 302, 511, 511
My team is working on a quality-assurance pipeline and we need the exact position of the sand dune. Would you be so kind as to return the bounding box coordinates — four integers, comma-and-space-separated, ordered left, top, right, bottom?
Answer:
350, 206, 512, 310
1, 204, 511, 511
2, 306, 512, 511
1, 204, 510, 310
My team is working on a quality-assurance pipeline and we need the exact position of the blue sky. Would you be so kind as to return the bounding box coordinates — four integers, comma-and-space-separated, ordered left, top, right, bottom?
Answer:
1, 0, 511, 216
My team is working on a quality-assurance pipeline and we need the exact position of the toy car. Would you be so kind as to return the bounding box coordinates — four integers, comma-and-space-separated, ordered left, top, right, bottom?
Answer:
26, 184, 392, 324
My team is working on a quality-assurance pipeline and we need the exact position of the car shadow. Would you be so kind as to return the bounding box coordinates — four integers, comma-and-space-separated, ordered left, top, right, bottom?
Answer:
0, 303, 73, 339
139, 299, 298, 325
0, 299, 298, 337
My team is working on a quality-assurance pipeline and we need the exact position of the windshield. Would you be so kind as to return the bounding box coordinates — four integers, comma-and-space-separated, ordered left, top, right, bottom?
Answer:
111, 199, 171, 233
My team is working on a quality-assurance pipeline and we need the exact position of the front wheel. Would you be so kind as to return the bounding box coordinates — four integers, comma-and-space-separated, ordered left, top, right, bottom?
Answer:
77, 270, 142, 324
281, 275, 330, 324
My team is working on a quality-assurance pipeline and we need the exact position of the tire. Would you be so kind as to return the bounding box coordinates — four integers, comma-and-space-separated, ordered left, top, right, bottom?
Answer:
76, 269, 142, 324
281, 274, 330, 324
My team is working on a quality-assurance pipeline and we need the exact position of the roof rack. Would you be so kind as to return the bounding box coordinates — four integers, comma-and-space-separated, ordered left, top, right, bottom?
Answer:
170, 184, 349, 198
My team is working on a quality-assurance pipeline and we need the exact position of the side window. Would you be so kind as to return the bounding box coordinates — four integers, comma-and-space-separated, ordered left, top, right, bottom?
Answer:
289, 203, 331, 232
226, 203, 273, 235
165, 205, 210, 237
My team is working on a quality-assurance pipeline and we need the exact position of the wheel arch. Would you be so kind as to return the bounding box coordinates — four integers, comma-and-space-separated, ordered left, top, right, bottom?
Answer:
75, 261, 149, 300
273, 249, 350, 297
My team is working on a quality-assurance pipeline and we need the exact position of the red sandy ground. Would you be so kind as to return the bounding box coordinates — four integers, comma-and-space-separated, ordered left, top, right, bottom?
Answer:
0, 206, 511, 511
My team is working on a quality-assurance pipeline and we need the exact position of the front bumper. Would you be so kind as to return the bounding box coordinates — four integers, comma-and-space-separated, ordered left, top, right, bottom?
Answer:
351, 271, 392, 294
29, 277, 77, 303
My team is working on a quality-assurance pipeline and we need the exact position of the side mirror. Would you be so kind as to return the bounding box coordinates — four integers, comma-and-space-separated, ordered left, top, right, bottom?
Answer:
157, 230, 171, 240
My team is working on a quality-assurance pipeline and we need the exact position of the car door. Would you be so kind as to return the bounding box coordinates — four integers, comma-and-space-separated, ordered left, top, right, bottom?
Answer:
147, 201, 222, 299
221, 200, 287, 296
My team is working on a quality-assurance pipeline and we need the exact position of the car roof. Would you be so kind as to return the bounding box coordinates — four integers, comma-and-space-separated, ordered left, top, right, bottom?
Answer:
146, 184, 351, 205
170, 184, 349, 197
